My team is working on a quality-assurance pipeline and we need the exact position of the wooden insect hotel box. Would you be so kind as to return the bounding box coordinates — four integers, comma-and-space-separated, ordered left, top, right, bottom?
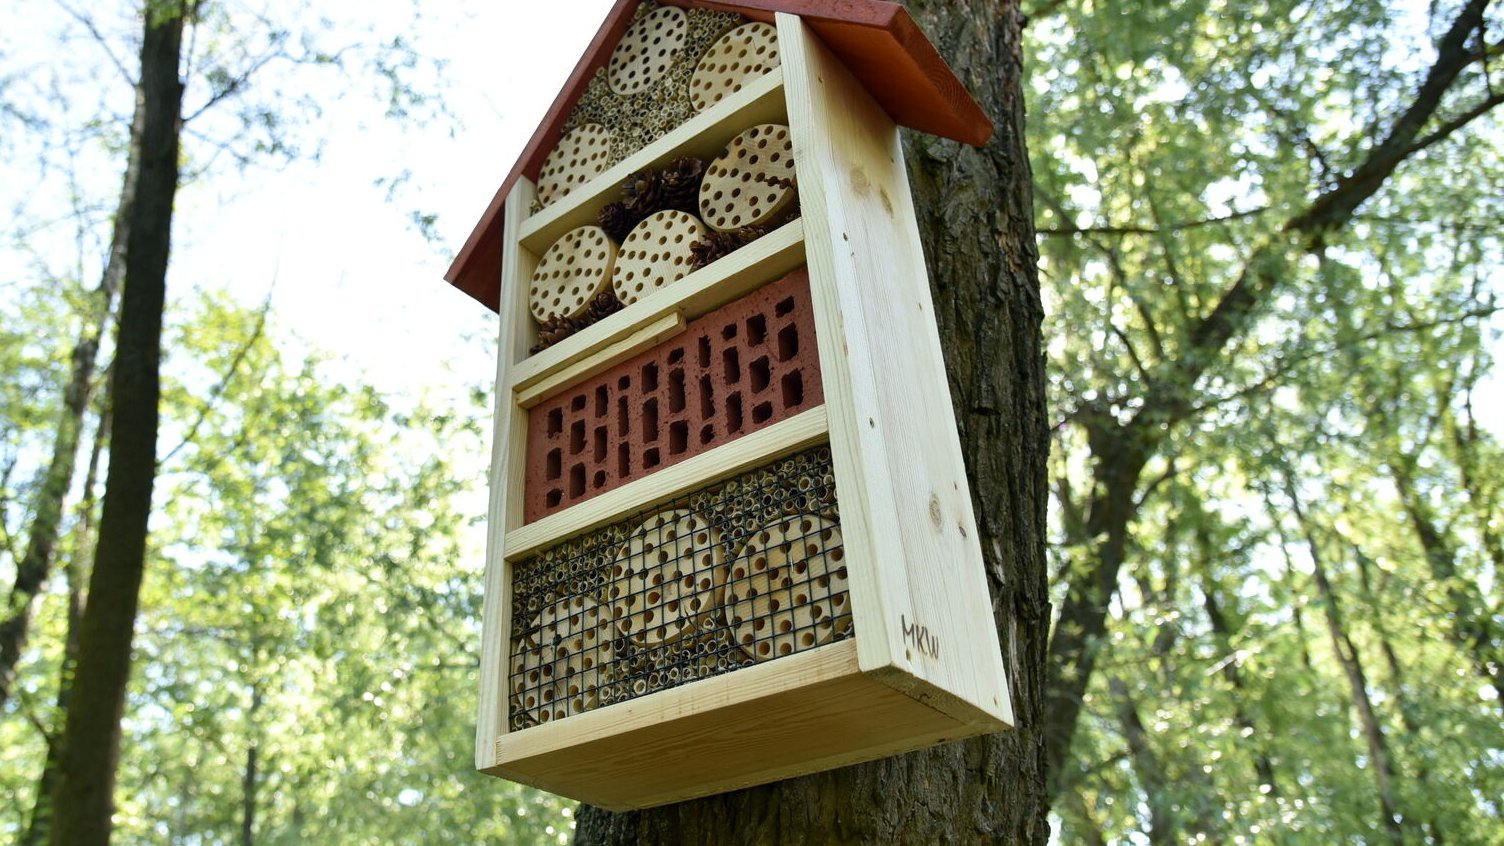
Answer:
447, 0, 1013, 810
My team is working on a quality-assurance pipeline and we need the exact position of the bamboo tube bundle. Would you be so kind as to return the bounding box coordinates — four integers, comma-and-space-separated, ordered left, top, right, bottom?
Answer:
699, 124, 798, 232
608, 509, 726, 645
610, 210, 707, 305
690, 22, 780, 112
510, 595, 615, 724
725, 515, 851, 661
536, 123, 615, 207
529, 225, 617, 322
608, 6, 688, 96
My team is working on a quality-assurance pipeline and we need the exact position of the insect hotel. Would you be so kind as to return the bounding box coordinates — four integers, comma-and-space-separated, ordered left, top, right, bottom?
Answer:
447, 0, 1013, 809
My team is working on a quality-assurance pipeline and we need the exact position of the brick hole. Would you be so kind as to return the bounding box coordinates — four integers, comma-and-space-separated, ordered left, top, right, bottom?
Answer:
752, 401, 773, 424
781, 371, 805, 408
642, 362, 659, 391
595, 385, 609, 416
726, 393, 744, 433
668, 421, 689, 455
749, 356, 771, 393
643, 448, 661, 469
699, 376, 715, 420
723, 348, 741, 383
668, 369, 686, 412
618, 374, 631, 391
668, 347, 685, 365
698, 336, 711, 368
570, 420, 586, 455
546, 408, 564, 436
545, 489, 563, 508
777, 325, 799, 361
700, 423, 715, 445
643, 399, 659, 441
775, 296, 796, 317
746, 314, 767, 345
546, 449, 562, 481
722, 323, 738, 340
617, 396, 630, 433
572, 394, 587, 412
569, 465, 586, 497
618, 442, 631, 478
594, 426, 608, 462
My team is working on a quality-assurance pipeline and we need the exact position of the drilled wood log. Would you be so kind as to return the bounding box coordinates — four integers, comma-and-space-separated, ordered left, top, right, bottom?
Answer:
724, 514, 849, 661
511, 595, 615, 725
610, 209, 707, 305
690, 22, 780, 112
608, 509, 725, 646
537, 123, 616, 207
608, 6, 688, 96
699, 124, 797, 232
529, 225, 617, 322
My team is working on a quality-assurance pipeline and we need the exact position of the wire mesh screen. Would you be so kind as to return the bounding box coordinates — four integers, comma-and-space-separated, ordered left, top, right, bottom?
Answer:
508, 445, 849, 729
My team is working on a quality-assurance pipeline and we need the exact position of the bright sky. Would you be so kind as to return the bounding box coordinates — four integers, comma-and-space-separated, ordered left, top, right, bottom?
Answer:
3, 0, 616, 404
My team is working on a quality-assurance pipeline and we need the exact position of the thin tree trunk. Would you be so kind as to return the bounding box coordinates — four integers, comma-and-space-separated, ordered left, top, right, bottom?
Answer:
1199, 576, 1279, 796
574, 1, 1051, 841
1108, 677, 1175, 845
20, 400, 108, 846
0, 119, 133, 708
45, 5, 187, 844
1282, 475, 1405, 845
241, 683, 263, 846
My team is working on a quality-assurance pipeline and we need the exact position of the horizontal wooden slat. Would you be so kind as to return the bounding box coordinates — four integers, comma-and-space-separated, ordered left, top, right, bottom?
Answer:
513, 312, 686, 409
503, 404, 827, 560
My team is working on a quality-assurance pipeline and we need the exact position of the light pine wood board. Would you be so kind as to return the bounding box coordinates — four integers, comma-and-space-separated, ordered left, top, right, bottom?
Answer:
777, 13, 1013, 729
477, 178, 543, 769
486, 640, 989, 810
518, 68, 787, 254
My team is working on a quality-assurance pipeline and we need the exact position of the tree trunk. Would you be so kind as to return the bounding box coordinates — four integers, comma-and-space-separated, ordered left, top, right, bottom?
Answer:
45, 5, 187, 845
573, 1, 1051, 842
0, 112, 133, 708
21, 401, 108, 846
1282, 476, 1405, 845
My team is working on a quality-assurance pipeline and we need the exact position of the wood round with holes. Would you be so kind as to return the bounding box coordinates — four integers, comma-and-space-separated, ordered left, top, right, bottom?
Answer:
690, 22, 780, 112
726, 515, 849, 662
608, 509, 725, 645
608, 6, 688, 96
510, 596, 615, 724
699, 124, 797, 232
536, 123, 615, 207
610, 210, 707, 306
529, 225, 616, 322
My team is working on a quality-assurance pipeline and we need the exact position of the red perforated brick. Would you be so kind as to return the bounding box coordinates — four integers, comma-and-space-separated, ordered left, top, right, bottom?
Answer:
524, 269, 823, 523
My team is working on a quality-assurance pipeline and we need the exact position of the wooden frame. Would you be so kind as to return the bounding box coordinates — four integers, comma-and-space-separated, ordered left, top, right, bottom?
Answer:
473, 9, 1012, 810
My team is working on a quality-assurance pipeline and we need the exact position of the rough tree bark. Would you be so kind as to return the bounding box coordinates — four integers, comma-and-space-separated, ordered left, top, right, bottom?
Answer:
45, 4, 187, 845
574, 1, 1051, 842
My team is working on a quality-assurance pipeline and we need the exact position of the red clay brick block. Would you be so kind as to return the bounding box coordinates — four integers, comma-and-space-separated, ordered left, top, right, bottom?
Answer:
524, 269, 823, 523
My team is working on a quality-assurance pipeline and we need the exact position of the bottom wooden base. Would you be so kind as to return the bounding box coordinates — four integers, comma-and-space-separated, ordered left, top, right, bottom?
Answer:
482, 640, 1007, 810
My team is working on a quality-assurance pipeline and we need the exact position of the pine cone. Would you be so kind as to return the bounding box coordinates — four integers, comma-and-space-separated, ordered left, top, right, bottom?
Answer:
689, 226, 767, 271
597, 202, 635, 243
662, 157, 705, 214
621, 168, 665, 218
529, 291, 626, 354
580, 290, 625, 325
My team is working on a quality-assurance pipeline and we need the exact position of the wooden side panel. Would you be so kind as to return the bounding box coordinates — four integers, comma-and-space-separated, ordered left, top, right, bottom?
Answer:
778, 14, 1012, 729
476, 179, 542, 768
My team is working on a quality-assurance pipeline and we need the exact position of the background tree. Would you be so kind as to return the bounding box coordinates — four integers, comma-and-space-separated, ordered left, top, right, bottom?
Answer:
575, 1, 1052, 841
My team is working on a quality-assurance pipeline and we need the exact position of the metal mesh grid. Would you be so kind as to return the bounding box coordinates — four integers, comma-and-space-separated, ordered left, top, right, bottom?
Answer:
508, 445, 849, 730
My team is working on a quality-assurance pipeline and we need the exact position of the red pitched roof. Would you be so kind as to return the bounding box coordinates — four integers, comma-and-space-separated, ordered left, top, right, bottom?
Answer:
444, 0, 991, 311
